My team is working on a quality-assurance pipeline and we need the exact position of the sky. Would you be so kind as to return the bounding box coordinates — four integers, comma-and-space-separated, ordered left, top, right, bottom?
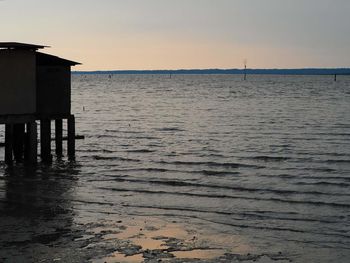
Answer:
1, 0, 350, 70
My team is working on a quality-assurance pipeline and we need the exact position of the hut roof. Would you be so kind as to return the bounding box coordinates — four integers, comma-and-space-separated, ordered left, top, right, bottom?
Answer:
0, 42, 49, 50
36, 52, 81, 66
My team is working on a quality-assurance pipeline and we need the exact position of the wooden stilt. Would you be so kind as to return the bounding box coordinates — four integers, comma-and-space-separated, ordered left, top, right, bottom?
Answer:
5, 124, 14, 165
40, 119, 52, 162
25, 122, 37, 163
55, 119, 63, 157
67, 115, 75, 160
3, 117, 77, 164
13, 123, 25, 162
24, 125, 29, 161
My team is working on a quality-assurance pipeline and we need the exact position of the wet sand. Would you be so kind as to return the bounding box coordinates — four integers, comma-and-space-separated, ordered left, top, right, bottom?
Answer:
0, 203, 291, 263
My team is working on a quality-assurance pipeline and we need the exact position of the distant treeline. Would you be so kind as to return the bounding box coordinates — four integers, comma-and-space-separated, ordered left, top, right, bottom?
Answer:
73, 68, 350, 75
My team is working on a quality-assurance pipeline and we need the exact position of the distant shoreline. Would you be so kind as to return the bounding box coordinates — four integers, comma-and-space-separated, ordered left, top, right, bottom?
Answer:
73, 68, 350, 75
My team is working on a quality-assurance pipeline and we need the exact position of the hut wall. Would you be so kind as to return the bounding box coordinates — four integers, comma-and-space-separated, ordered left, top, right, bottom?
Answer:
0, 50, 36, 115
36, 65, 71, 116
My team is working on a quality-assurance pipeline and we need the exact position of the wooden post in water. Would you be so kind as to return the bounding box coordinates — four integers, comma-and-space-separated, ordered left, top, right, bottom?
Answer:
40, 119, 52, 162
243, 59, 247, 81
13, 123, 25, 162
25, 121, 37, 163
334, 74, 337, 82
5, 124, 14, 165
67, 115, 75, 160
55, 119, 63, 157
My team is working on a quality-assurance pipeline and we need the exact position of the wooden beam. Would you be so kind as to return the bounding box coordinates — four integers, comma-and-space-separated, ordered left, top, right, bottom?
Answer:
13, 123, 25, 162
25, 122, 37, 164
0, 114, 36, 125
55, 119, 63, 157
40, 119, 52, 162
5, 124, 14, 165
67, 115, 75, 160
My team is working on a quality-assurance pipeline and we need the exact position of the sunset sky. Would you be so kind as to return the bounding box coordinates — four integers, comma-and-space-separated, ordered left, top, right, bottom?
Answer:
1, 0, 350, 70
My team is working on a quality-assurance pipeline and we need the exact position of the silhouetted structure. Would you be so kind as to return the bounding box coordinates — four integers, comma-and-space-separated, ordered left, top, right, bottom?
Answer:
0, 42, 80, 164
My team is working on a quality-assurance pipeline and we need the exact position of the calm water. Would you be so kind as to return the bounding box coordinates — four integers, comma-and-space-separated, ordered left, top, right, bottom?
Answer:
1, 74, 350, 262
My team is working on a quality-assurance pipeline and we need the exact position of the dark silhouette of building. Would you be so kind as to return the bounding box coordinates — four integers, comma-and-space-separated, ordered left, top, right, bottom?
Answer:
0, 42, 80, 164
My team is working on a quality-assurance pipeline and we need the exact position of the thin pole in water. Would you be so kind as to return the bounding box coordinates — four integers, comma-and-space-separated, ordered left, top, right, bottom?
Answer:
243, 59, 247, 81
334, 74, 337, 82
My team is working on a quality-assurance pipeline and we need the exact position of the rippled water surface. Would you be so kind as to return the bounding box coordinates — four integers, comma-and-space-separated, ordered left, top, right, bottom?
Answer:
1, 74, 350, 262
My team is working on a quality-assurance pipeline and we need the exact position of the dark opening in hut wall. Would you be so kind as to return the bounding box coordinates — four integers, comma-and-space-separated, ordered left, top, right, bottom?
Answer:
0, 42, 80, 164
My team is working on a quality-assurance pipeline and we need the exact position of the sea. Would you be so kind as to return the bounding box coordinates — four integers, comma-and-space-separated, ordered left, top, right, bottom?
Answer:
0, 74, 350, 262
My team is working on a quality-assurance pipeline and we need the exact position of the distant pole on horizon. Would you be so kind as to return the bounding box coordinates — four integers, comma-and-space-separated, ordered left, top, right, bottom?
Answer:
243, 59, 247, 81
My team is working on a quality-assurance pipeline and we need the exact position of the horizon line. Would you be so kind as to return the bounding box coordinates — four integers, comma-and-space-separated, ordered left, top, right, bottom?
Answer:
73, 68, 350, 75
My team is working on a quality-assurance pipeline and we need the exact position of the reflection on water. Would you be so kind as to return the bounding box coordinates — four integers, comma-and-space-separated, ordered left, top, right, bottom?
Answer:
96, 253, 144, 263
0, 161, 80, 261
172, 249, 225, 260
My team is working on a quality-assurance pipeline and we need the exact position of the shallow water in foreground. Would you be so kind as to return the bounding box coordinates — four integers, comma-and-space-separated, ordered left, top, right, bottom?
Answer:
0, 74, 350, 262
